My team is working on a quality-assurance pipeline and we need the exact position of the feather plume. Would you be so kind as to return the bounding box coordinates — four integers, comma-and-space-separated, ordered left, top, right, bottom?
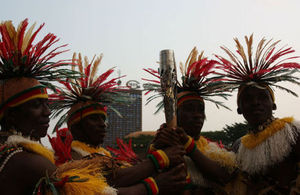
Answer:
216, 34, 300, 95
90, 54, 103, 85
107, 138, 141, 165
49, 53, 130, 131
143, 47, 231, 113
48, 128, 73, 166
0, 18, 79, 90
78, 53, 83, 73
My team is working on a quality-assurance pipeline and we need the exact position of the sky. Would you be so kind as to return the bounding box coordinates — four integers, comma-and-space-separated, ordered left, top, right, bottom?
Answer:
2, 0, 300, 138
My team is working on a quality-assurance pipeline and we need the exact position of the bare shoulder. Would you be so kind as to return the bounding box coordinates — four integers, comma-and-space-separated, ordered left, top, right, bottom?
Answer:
0, 150, 56, 194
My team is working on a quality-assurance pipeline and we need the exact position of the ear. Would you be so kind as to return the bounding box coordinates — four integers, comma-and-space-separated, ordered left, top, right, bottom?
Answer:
237, 107, 242, 114
4, 108, 18, 126
272, 103, 277, 110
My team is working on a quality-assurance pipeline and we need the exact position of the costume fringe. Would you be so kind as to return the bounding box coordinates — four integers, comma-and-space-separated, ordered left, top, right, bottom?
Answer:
184, 156, 207, 187
196, 136, 237, 171
5, 135, 117, 195
241, 117, 294, 149
72, 146, 90, 157
55, 158, 117, 195
6, 135, 55, 163
223, 172, 247, 195
71, 141, 111, 157
71, 141, 130, 174
184, 137, 237, 188
237, 118, 300, 174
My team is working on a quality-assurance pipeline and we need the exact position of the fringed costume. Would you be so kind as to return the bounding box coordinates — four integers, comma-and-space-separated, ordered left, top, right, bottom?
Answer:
216, 34, 300, 194
49, 52, 138, 191
0, 19, 115, 195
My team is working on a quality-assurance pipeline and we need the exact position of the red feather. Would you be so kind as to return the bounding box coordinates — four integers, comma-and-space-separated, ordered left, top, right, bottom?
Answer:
0, 26, 14, 58
143, 68, 160, 79
107, 138, 140, 165
23, 23, 45, 56
83, 64, 91, 88
216, 35, 300, 85
93, 68, 115, 87
48, 128, 73, 166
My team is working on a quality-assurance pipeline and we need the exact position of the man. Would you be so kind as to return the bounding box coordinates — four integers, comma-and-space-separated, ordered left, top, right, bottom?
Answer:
50, 52, 188, 194
216, 34, 300, 194
145, 47, 237, 194
0, 19, 112, 195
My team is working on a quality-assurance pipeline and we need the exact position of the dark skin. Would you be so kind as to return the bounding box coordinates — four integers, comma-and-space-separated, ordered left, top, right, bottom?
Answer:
237, 86, 276, 130
154, 100, 234, 186
237, 86, 300, 194
0, 98, 56, 195
70, 114, 107, 147
70, 113, 187, 194
177, 100, 205, 140
1, 98, 50, 140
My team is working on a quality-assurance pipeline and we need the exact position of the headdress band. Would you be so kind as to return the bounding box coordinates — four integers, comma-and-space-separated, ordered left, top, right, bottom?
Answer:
67, 103, 107, 127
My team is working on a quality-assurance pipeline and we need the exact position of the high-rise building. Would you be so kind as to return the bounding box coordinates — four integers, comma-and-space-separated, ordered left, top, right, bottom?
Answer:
103, 89, 142, 147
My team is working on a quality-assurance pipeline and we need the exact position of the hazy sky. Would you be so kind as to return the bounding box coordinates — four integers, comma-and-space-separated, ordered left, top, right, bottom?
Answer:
2, 0, 300, 136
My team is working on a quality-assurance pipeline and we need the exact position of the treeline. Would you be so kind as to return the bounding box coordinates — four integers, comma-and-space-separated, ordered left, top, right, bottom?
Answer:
123, 122, 250, 156
201, 122, 249, 147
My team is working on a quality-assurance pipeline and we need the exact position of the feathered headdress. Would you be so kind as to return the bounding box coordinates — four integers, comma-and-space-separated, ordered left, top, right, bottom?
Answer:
0, 18, 78, 120
143, 47, 230, 113
142, 68, 164, 114
50, 53, 129, 131
215, 34, 300, 101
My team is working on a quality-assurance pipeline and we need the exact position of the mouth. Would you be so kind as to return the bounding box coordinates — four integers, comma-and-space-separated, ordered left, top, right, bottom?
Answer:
37, 121, 50, 131
194, 123, 203, 127
96, 129, 106, 136
251, 109, 264, 114
40, 121, 50, 127
193, 120, 204, 125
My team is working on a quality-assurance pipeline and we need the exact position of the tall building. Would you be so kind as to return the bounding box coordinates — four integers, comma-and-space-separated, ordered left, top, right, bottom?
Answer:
103, 89, 142, 147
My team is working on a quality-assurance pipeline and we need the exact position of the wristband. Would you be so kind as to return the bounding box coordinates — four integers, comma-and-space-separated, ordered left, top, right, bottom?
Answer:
147, 149, 170, 170
147, 144, 156, 154
141, 177, 159, 195
184, 136, 196, 156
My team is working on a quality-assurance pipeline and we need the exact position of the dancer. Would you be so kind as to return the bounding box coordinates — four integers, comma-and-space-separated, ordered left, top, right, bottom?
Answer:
216, 34, 300, 194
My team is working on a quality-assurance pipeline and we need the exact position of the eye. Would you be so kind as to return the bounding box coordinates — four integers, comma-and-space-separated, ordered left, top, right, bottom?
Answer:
259, 93, 268, 100
29, 99, 42, 108
89, 115, 98, 120
41, 99, 50, 108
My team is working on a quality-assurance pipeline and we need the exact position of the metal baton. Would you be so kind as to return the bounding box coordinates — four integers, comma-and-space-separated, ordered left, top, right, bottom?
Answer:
159, 49, 177, 128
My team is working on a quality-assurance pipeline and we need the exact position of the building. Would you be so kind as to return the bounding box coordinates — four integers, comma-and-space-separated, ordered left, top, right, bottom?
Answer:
103, 89, 142, 147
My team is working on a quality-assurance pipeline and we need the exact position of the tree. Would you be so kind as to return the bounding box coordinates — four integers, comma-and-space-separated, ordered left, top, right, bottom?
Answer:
222, 122, 249, 146
201, 122, 249, 148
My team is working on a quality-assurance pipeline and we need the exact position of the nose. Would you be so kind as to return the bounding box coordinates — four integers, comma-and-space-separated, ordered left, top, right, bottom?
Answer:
192, 112, 205, 120
250, 96, 260, 106
42, 100, 51, 117
99, 122, 107, 130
